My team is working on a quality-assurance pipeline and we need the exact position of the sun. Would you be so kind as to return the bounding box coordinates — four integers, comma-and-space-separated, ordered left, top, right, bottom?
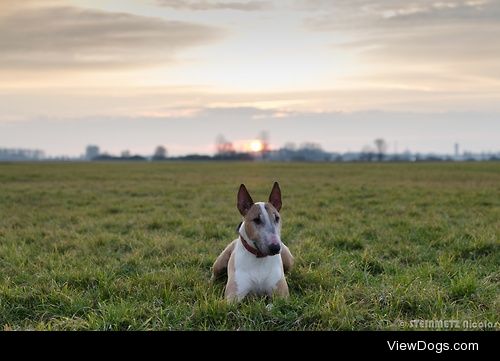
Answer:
249, 140, 264, 152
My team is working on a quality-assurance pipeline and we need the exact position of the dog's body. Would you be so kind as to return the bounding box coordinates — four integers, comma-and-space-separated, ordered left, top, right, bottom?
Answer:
212, 183, 294, 302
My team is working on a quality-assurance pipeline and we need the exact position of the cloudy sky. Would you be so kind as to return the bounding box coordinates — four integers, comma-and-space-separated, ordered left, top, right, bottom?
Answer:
1, 0, 499, 156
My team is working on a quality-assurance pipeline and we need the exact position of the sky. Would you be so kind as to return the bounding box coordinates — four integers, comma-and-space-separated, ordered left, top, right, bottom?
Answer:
0, 0, 499, 156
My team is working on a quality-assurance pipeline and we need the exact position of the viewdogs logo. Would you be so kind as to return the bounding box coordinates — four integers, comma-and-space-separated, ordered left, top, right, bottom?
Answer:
387, 341, 478, 354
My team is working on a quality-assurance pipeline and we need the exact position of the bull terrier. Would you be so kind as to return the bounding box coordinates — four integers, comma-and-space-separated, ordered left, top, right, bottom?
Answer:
212, 182, 294, 302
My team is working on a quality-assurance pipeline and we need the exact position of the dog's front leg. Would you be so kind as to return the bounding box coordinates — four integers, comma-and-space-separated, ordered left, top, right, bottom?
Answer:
272, 277, 289, 298
224, 277, 249, 303
280, 244, 294, 273
224, 253, 249, 302
211, 239, 236, 281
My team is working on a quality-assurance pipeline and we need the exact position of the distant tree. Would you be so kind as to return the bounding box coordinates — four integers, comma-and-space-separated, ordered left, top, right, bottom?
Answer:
215, 135, 235, 155
361, 145, 376, 162
300, 142, 323, 152
85, 145, 100, 160
259, 131, 270, 153
374, 138, 388, 161
292, 143, 328, 161
153, 146, 168, 160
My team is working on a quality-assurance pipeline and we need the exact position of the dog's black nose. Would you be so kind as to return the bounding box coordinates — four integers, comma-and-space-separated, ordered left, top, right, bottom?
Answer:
268, 244, 281, 255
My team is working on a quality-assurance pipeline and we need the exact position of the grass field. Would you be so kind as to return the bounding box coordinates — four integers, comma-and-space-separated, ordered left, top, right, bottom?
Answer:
0, 162, 498, 330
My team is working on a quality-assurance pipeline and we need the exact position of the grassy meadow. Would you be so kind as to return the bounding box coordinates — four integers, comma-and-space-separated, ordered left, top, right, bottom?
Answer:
0, 162, 498, 330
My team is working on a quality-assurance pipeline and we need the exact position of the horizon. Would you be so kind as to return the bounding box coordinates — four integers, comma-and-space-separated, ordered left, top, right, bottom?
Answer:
3, 134, 498, 160
1, 0, 499, 156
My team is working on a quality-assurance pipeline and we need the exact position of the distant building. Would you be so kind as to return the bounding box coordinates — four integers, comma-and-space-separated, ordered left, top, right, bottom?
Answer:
0, 148, 45, 161
268, 143, 331, 162
85, 145, 100, 160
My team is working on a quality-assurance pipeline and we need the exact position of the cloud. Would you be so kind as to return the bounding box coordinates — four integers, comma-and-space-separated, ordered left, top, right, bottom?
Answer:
3, 84, 500, 125
335, 24, 500, 68
303, 0, 500, 31
0, 3, 224, 70
0, 0, 61, 11
301, 0, 500, 84
154, 0, 270, 11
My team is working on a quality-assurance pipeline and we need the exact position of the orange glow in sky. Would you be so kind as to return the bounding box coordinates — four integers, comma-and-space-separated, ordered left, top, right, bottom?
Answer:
248, 140, 264, 153
235, 139, 265, 153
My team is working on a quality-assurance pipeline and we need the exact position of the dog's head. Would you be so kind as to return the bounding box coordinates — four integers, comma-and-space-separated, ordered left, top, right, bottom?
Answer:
237, 182, 282, 256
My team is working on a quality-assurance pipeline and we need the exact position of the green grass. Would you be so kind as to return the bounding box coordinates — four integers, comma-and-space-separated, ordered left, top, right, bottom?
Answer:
0, 162, 498, 330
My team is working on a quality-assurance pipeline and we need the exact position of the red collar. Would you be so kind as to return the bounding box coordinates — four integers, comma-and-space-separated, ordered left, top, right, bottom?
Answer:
240, 234, 266, 258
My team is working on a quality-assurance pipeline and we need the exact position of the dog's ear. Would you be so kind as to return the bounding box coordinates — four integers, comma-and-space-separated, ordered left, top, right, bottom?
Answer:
268, 182, 282, 211
237, 184, 254, 216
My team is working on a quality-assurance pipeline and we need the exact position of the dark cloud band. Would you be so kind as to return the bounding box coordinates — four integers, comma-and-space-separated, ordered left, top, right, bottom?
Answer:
0, 4, 224, 69
155, 0, 270, 11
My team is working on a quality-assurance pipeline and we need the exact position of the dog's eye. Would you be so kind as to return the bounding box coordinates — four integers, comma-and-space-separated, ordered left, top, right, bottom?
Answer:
275, 215, 280, 223
253, 217, 261, 225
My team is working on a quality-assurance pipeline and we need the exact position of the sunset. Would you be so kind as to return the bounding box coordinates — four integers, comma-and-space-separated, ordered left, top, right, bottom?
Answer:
1, 0, 499, 157
0, 0, 499, 337
248, 139, 264, 153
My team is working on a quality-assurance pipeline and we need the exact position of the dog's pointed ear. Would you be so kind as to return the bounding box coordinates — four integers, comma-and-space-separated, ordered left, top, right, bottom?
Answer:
268, 182, 282, 211
237, 184, 254, 216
